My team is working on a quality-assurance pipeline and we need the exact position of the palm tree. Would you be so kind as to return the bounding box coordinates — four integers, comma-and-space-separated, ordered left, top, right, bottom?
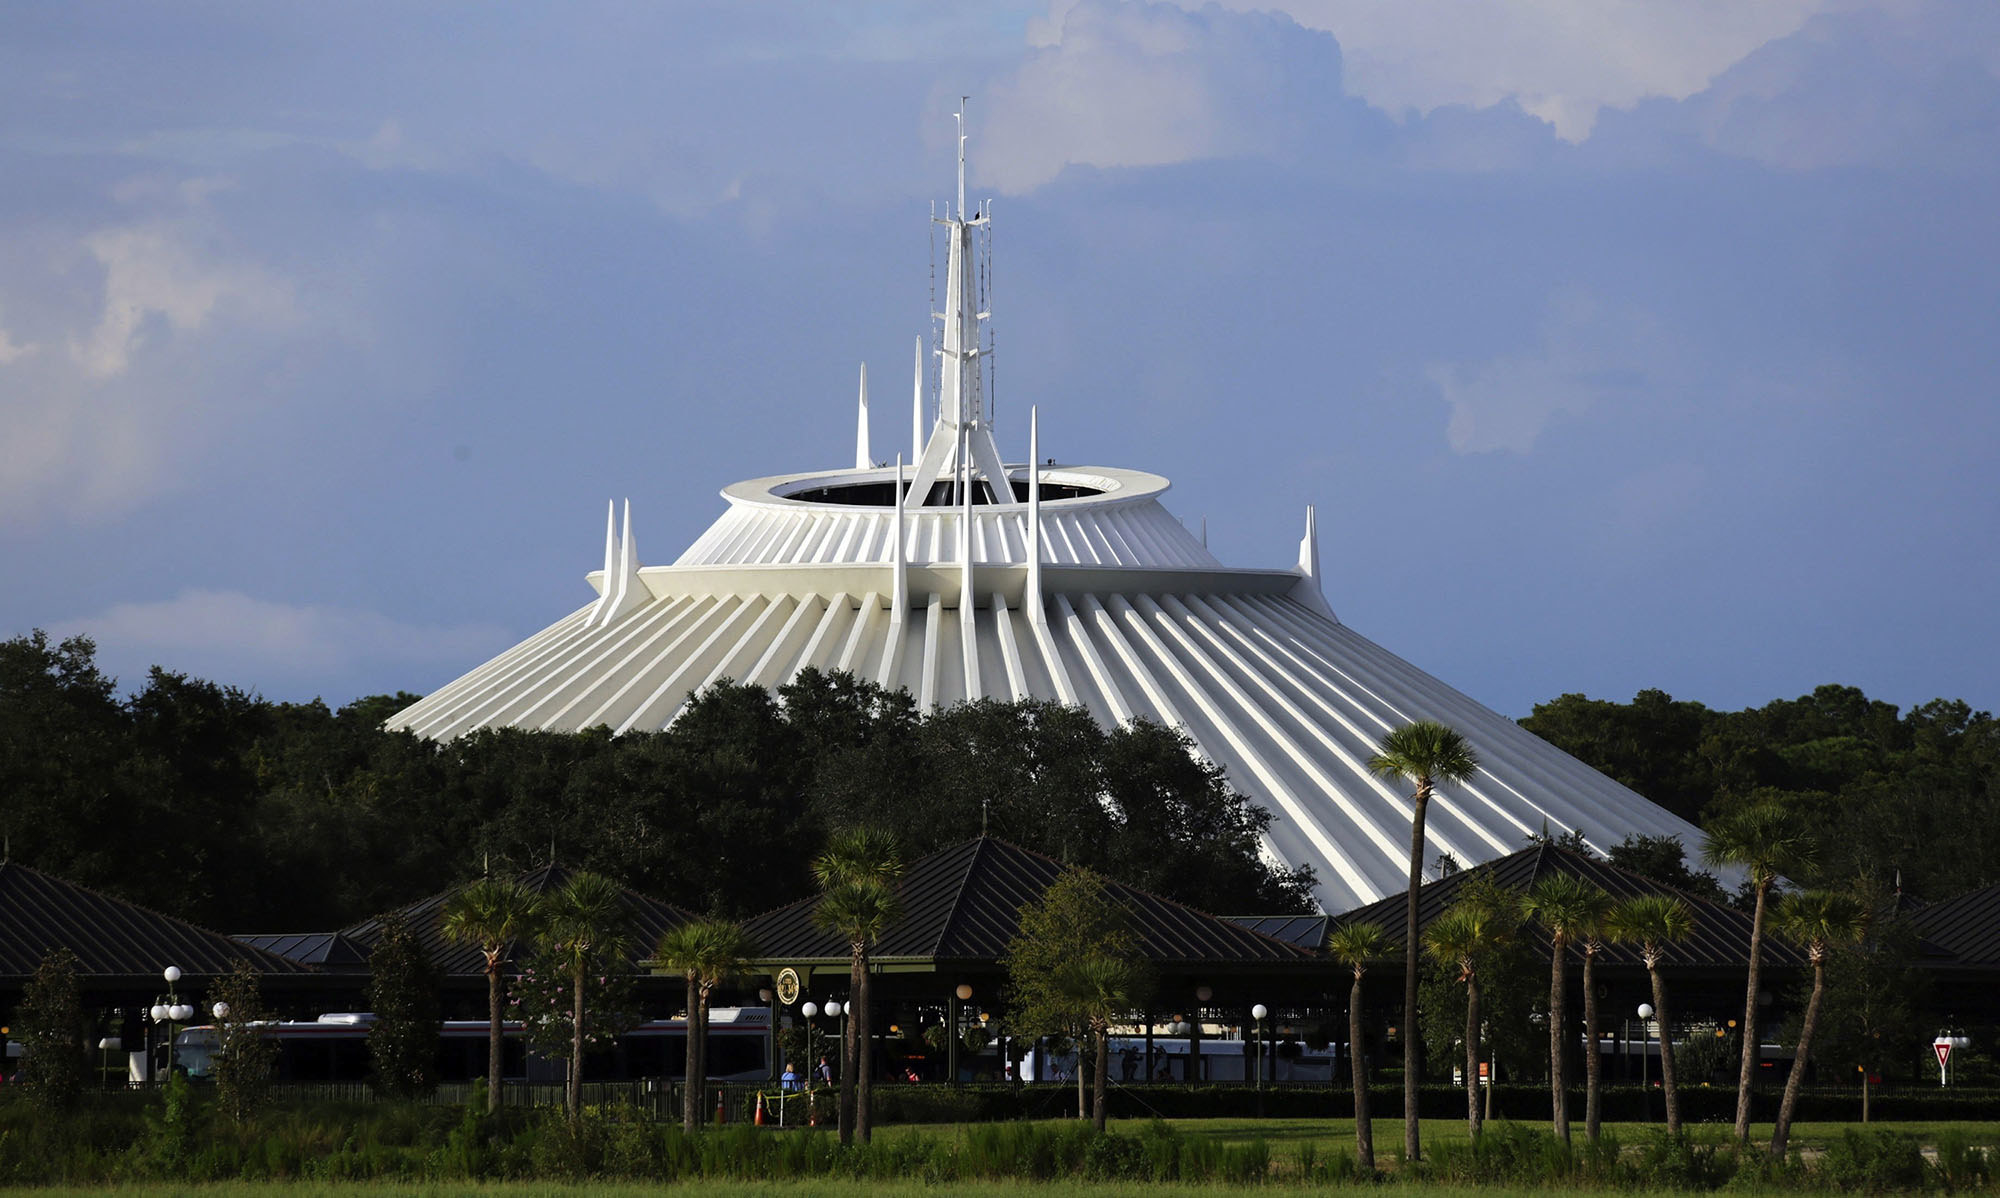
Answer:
1769, 891, 1868, 1158
1525, 874, 1615, 1144
655, 917, 756, 1133
1053, 953, 1150, 1132
538, 871, 629, 1121
1423, 896, 1517, 1139
812, 826, 903, 1146
1326, 921, 1392, 1169
1607, 894, 1695, 1135
1702, 802, 1814, 1141
1369, 720, 1479, 1161
438, 877, 539, 1113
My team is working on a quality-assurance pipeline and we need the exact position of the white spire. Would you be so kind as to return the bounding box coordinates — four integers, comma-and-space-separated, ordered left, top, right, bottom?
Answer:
854, 362, 871, 470
588, 499, 617, 625
906, 99, 1009, 507
912, 335, 924, 464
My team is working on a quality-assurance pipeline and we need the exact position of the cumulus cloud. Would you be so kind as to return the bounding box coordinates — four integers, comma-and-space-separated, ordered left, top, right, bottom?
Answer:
1190, 0, 1830, 140
50, 589, 511, 686
0, 180, 300, 521
1425, 286, 1663, 455
983, 0, 1323, 193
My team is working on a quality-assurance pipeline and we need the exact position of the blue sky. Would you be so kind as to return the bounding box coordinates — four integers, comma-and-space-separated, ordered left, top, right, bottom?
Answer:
3, 0, 1996, 720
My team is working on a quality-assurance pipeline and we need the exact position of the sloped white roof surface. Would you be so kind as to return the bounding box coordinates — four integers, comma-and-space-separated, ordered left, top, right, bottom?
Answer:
388, 463, 1704, 913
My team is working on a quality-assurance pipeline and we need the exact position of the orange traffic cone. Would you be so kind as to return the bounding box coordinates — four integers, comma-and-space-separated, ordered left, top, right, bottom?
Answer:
754, 1092, 766, 1126
715, 1087, 727, 1124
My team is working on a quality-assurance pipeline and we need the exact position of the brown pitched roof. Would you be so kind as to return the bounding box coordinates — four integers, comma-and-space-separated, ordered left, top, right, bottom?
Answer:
328, 864, 697, 977
744, 837, 1311, 968
0, 860, 310, 983
1327, 844, 1807, 969
1907, 882, 2000, 967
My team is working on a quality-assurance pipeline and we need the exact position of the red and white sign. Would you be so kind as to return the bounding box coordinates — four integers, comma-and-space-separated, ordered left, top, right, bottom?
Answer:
1934, 1041, 1952, 1069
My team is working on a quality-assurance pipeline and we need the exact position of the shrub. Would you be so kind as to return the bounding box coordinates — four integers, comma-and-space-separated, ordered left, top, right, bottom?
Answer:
1818, 1129, 1927, 1193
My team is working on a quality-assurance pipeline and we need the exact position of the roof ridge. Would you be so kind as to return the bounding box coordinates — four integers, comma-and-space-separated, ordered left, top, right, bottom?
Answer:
0, 859, 307, 974
928, 838, 988, 958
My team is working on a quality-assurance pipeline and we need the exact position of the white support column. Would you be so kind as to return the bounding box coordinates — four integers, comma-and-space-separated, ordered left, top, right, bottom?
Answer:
1027, 406, 1045, 627
912, 335, 924, 464
891, 454, 908, 625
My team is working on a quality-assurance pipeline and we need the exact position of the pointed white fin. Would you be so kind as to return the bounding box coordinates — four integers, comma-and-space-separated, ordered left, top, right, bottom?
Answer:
912, 335, 924, 464
1290, 503, 1338, 622
587, 500, 619, 625
595, 499, 649, 628
855, 362, 871, 470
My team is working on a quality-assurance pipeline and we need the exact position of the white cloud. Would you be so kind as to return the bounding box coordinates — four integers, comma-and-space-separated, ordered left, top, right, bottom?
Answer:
71, 221, 291, 378
1426, 287, 1661, 454
50, 589, 511, 684
0, 181, 302, 522
983, 0, 1300, 193
1196, 0, 1831, 139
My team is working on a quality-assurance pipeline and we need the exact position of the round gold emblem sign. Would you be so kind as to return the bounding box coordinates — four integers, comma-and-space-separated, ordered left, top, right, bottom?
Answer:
775, 968, 801, 1006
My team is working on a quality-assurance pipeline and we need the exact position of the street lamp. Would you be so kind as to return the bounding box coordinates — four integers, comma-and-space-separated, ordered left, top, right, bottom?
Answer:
148, 966, 194, 1083
758, 988, 776, 1082
1250, 1004, 1268, 1093
949, 984, 973, 1085
1637, 1003, 1655, 1122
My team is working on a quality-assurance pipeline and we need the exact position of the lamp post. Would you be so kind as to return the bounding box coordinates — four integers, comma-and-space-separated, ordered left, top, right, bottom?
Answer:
950, 984, 972, 1085
825, 999, 845, 1087
759, 987, 777, 1082
1637, 1003, 1655, 1122
149, 966, 191, 1083
1250, 1004, 1268, 1097
1193, 985, 1211, 1084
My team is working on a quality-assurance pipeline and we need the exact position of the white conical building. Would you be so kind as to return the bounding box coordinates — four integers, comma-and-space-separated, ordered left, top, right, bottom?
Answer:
388, 109, 1704, 913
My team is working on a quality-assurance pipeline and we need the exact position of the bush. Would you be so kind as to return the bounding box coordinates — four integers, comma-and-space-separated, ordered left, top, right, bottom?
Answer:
1818, 1129, 1928, 1193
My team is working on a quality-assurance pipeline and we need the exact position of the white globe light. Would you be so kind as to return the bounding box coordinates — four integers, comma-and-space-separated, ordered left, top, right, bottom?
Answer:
825, 1000, 843, 1017
1638, 1003, 1655, 1020
1251, 1004, 1269, 1020
174, 1004, 194, 1022
801, 1002, 818, 1018
162, 966, 182, 984
1195, 985, 1213, 1002
150, 1004, 168, 1022
212, 1002, 230, 1020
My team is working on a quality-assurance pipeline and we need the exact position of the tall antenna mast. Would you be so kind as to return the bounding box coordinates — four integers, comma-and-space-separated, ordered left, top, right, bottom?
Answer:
906, 98, 1009, 507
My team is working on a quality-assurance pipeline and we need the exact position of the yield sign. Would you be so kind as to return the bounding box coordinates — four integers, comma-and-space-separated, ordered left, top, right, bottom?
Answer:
1934, 1041, 1952, 1069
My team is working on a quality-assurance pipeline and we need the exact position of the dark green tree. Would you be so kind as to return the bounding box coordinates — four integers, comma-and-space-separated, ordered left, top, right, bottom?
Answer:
812, 827, 903, 1145
654, 917, 757, 1132
16, 947, 89, 1111
438, 876, 539, 1112
1004, 866, 1141, 1122
366, 911, 442, 1098
537, 871, 631, 1121
1325, 921, 1392, 1169
210, 961, 279, 1125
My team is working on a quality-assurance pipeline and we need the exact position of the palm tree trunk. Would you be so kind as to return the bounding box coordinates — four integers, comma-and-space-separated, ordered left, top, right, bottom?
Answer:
682, 975, 701, 1132
1647, 963, 1680, 1135
1404, 787, 1431, 1162
1582, 948, 1602, 1142
486, 962, 504, 1115
1734, 880, 1769, 1141
696, 994, 713, 1127
1770, 960, 1826, 1158
840, 946, 861, 1146
1350, 971, 1373, 1170
856, 960, 874, 1144
1093, 1023, 1110, 1133
1464, 972, 1482, 1139
1076, 1033, 1087, 1119
569, 967, 585, 1121
1550, 936, 1569, 1143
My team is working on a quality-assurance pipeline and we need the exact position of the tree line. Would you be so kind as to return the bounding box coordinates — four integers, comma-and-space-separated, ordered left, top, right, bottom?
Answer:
0, 631, 1312, 933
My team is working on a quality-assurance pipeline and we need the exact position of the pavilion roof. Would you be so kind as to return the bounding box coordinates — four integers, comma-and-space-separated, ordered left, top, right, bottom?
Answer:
743, 836, 1311, 969
1907, 881, 2000, 967
0, 860, 310, 984
1327, 844, 1808, 969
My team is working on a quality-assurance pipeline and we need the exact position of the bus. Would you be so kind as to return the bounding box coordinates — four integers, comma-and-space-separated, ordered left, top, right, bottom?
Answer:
170, 1007, 772, 1085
